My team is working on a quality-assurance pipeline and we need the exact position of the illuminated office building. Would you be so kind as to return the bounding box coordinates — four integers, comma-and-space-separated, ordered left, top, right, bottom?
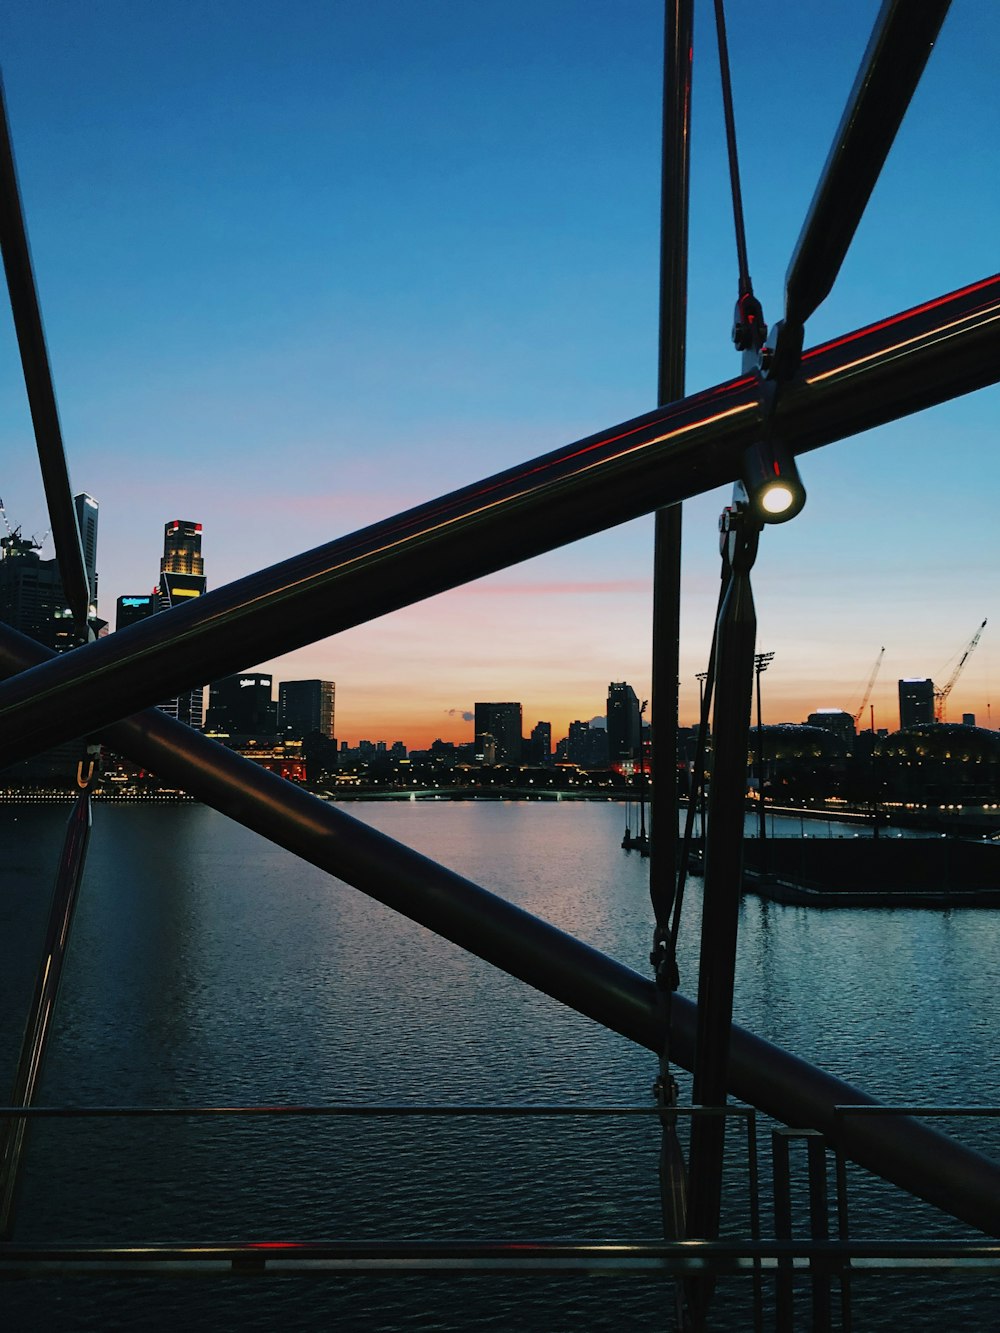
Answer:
607, 681, 641, 768
474, 702, 522, 765
115, 593, 158, 631
159, 520, 208, 728
278, 680, 336, 740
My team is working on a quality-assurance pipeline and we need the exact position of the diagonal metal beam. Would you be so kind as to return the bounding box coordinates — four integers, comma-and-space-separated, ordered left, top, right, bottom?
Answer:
2, 618, 1000, 1236
0, 80, 91, 631
0, 273, 998, 769
783, 0, 951, 331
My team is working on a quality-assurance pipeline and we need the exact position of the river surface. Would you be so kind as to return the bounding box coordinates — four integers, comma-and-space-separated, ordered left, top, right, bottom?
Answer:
2, 800, 999, 1330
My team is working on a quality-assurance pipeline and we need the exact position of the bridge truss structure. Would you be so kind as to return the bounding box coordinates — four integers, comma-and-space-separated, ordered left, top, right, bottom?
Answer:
1, 0, 999, 1324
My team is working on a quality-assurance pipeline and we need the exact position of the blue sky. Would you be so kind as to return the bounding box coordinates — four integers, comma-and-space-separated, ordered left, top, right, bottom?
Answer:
1, 2, 997, 744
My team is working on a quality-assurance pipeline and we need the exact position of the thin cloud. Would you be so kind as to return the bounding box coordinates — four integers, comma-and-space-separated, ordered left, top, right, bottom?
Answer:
472, 579, 651, 597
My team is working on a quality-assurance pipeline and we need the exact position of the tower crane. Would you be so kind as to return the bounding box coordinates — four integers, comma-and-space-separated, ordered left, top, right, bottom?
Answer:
935, 619, 987, 721
853, 647, 885, 727
0, 498, 42, 555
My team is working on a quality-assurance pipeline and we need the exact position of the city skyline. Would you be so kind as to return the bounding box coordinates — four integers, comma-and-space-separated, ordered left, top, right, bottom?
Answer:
0, 3, 996, 748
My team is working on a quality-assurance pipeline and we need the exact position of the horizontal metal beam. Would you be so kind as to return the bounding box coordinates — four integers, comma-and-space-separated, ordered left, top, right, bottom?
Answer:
3, 622, 1000, 1235
0, 274, 998, 767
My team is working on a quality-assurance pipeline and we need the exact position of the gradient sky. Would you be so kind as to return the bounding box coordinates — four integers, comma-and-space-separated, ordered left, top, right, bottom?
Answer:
1, 2, 997, 747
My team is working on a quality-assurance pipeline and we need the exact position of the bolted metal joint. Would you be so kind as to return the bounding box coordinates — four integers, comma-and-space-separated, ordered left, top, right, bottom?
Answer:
732, 291, 768, 353
718, 497, 760, 572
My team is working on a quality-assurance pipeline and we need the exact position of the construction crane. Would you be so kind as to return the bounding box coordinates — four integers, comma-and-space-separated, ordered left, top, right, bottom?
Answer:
0, 497, 42, 556
853, 646, 885, 726
935, 618, 987, 721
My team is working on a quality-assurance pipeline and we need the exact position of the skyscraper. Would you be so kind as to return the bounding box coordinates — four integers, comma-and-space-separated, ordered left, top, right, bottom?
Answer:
116, 593, 159, 631
0, 532, 76, 652
159, 520, 208, 728
206, 673, 277, 737
898, 678, 935, 730
159, 520, 206, 608
607, 681, 642, 768
529, 720, 552, 766
74, 492, 99, 609
278, 680, 336, 740
474, 702, 522, 765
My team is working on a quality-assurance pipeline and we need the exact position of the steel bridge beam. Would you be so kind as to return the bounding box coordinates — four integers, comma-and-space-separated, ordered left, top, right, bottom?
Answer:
2, 621, 1000, 1236
0, 275, 998, 768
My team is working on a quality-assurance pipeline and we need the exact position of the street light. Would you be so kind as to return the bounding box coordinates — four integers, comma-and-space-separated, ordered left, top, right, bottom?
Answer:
754, 651, 775, 859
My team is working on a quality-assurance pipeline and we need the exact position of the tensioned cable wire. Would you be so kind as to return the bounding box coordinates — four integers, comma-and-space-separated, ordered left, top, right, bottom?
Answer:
713, 0, 753, 298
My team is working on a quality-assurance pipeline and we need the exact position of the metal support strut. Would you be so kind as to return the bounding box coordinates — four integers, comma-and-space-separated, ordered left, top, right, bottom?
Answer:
688, 496, 760, 1245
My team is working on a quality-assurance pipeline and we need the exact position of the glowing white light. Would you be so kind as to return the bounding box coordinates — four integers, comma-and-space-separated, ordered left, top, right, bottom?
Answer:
761, 484, 794, 514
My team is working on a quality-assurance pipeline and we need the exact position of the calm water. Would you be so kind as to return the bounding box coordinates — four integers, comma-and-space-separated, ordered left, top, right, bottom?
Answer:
2, 800, 999, 1330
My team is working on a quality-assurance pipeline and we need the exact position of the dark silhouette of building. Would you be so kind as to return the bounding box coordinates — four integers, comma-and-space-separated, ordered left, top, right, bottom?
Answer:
528, 720, 552, 766
474, 702, 522, 764
74, 492, 99, 609
206, 672, 277, 738
607, 681, 641, 769
898, 678, 935, 730
0, 533, 75, 651
278, 679, 335, 740
806, 708, 856, 755
115, 593, 158, 631
563, 719, 609, 769
0, 491, 103, 653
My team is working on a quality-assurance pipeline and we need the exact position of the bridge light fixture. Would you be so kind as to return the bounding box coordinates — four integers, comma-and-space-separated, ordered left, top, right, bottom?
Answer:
740, 438, 806, 524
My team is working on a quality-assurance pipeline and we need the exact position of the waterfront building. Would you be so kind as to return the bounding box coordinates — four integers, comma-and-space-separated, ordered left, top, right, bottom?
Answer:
474, 732, 497, 766
159, 520, 208, 728
806, 707, 856, 754
898, 677, 935, 730
278, 679, 335, 740
206, 672, 277, 738
563, 719, 609, 769
474, 702, 522, 764
607, 681, 641, 769
528, 720, 552, 766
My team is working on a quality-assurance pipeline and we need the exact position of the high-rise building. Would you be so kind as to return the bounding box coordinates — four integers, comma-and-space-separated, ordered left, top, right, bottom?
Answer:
806, 708, 856, 753
159, 520, 206, 608
607, 682, 642, 768
0, 494, 103, 651
206, 673, 276, 737
159, 520, 208, 728
529, 720, 552, 766
898, 678, 935, 730
278, 680, 336, 740
74, 492, 99, 609
563, 720, 609, 769
474, 702, 522, 764
116, 593, 159, 631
